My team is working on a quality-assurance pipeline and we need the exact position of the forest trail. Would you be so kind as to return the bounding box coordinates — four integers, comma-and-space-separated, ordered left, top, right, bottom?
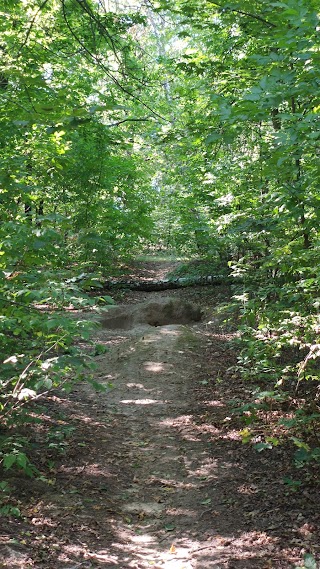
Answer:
2, 262, 318, 568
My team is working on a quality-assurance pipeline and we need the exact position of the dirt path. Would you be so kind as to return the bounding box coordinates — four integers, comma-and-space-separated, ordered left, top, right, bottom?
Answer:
1, 262, 319, 568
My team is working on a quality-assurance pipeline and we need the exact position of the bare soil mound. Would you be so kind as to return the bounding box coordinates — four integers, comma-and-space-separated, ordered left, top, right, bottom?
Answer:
101, 297, 202, 330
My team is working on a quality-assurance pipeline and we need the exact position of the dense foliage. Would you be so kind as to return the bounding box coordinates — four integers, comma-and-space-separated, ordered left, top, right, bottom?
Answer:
0, 0, 319, 512
0, 0, 156, 505
150, 0, 320, 469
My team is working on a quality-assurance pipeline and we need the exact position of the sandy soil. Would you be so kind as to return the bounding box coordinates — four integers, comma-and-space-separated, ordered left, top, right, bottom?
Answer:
1, 262, 319, 568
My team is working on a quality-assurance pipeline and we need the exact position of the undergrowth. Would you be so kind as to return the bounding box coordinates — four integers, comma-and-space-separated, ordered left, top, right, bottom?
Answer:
225, 268, 320, 483
167, 258, 229, 280
167, 257, 320, 484
0, 267, 112, 516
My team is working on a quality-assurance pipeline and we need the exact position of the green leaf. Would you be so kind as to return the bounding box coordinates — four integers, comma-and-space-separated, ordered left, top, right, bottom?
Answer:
42, 377, 53, 389
205, 132, 221, 144
13, 120, 29, 127
100, 295, 115, 305
294, 448, 312, 465
0, 505, 21, 518
16, 452, 28, 470
164, 524, 175, 531
244, 87, 262, 102
87, 379, 107, 392
295, 553, 318, 569
265, 437, 279, 447
254, 442, 273, 452
303, 554, 317, 569
291, 437, 310, 450
3, 454, 17, 470
200, 498, 212, 505
240, 428, 252, 443
0, 482, 10, 493
93, 343, 108, 355
283, 477, 302, 490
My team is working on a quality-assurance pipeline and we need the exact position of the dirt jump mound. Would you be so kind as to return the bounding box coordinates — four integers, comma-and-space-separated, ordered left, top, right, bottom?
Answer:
101, 297, 202, 330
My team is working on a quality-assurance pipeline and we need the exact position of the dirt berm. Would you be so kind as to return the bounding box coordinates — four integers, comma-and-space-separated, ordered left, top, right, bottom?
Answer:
101, 297, 202, 330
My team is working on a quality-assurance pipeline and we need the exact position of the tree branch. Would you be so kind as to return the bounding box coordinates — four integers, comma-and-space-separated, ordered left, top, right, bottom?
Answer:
105, 117, 150, 127
230, 8, 276, 28
17, 0, 52, 55
208, 2, 276, 29
61, 0, 168, 122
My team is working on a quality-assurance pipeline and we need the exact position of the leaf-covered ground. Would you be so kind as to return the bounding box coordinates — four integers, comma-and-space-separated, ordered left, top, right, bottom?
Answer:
1, 261, 319, 568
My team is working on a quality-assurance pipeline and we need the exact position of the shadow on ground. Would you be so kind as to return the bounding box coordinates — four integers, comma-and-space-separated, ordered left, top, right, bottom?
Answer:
1, 286, 319, 569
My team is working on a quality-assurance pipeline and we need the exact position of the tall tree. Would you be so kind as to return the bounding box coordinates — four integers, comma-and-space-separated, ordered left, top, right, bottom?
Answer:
149, 0, 320, 388
0, 0, 157, 467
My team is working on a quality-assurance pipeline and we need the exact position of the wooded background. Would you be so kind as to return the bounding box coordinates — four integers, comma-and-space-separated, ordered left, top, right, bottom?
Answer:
0, 0, 319, 506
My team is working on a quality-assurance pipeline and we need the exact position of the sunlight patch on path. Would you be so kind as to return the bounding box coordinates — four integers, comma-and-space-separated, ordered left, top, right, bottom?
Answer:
96, 322, 222, 568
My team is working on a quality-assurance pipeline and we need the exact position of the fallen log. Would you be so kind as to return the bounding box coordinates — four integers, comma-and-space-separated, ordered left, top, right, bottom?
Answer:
102, 275, 237, 291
